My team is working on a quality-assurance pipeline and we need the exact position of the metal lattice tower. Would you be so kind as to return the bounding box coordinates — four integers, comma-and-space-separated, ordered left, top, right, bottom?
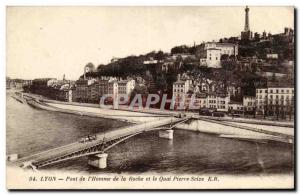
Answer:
244, 6, 250, 32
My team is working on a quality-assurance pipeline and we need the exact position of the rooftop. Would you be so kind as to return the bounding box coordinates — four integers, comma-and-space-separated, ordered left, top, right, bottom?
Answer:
174, 80, 186, 84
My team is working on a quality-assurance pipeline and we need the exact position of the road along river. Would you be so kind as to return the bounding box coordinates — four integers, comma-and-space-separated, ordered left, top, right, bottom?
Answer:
7, 93, 294, 174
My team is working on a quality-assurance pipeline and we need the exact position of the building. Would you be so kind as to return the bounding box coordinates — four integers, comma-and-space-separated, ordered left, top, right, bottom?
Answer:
199, 42, 238, 68
205, 42, 238, 56
161, 60, 181, 73
143, 59, 158, 65
262, 30, 267, 39
228, 102, 244, 115
111, 57, 120, 63
253, 32, 260, 41
256, 85, 294, 117
206, 48, 222, 68
227, 83, 242, 97
115, 79, 135, 101
172, 80, 191, 98
180, 93, 207, 111
83, 63, 95, 80
88, 81, 100, 103
255, 87, 268, 115
92, 79, 136, 105
243, 96, 256, 113
266, 53, 278, 59
99, 80, 109, 97
206, 93, 230, 112
117, 81, 127, 99
267, 86, 294, 116
6, 78, 32, 90
258, 72, 286, 80
172, 79, 192, 109
108, 79, 118, 99
75, 79, 88, 102
197, 93, 208, 109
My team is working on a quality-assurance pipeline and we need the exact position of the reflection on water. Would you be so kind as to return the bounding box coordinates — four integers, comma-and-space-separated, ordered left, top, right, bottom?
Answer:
7, 93, 294, 174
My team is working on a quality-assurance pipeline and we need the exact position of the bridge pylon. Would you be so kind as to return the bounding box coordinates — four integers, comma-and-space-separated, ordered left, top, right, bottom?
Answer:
158, 129, 174, 140
88, 153, 108, 169
7, 154, 19, 162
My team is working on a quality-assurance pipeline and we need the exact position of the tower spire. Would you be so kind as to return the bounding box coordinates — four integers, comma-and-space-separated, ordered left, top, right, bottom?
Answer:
244, 6, 250, 31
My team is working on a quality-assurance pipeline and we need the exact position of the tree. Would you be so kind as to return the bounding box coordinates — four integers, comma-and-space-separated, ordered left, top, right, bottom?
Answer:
97, 64, 106, 71
171, 45, 189, 54
165, 73, 178, 94
155, 74, 167, 91
154, 51, 167, 61
221, 54, 229, 60
130, 85, 149, 104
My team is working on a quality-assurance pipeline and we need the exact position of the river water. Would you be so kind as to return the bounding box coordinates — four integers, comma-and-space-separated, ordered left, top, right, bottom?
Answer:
6, 93, 294, 175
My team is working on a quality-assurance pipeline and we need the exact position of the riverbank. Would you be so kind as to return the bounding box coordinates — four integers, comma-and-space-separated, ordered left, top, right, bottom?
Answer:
26, 98, 163, 124
14, 92, 293, 143
21, 92, 294, 128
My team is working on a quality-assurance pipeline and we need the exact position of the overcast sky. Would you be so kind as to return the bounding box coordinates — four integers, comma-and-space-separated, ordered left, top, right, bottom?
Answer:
7, 6, 294, 80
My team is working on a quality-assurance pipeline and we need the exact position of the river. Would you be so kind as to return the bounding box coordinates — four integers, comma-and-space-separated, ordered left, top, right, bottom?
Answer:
6, 92, 294, 175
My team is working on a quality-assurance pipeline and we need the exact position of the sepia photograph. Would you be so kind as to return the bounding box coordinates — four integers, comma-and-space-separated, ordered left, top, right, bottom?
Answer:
6, 6, 295, 189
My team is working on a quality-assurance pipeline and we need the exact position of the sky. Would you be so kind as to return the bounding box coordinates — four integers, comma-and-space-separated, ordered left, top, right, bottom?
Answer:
7, 6, 294, 80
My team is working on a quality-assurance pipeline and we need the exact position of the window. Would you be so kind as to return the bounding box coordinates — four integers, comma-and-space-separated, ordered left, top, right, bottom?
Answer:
276, 89, 279, 93
265, 90, 268, 93
270, 89, 273, 93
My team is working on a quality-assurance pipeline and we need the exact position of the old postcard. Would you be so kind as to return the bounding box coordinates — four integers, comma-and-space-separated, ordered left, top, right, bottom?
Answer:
6, 6, 294, 189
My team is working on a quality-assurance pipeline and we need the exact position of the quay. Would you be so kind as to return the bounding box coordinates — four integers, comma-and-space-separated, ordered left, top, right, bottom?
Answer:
7, 92, 294, 170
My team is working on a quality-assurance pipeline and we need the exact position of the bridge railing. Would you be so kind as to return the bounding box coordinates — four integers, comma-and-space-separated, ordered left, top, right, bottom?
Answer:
96, 117, 186, 142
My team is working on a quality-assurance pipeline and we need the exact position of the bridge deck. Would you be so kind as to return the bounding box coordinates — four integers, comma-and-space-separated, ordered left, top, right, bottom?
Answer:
13, 116, 187, 167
